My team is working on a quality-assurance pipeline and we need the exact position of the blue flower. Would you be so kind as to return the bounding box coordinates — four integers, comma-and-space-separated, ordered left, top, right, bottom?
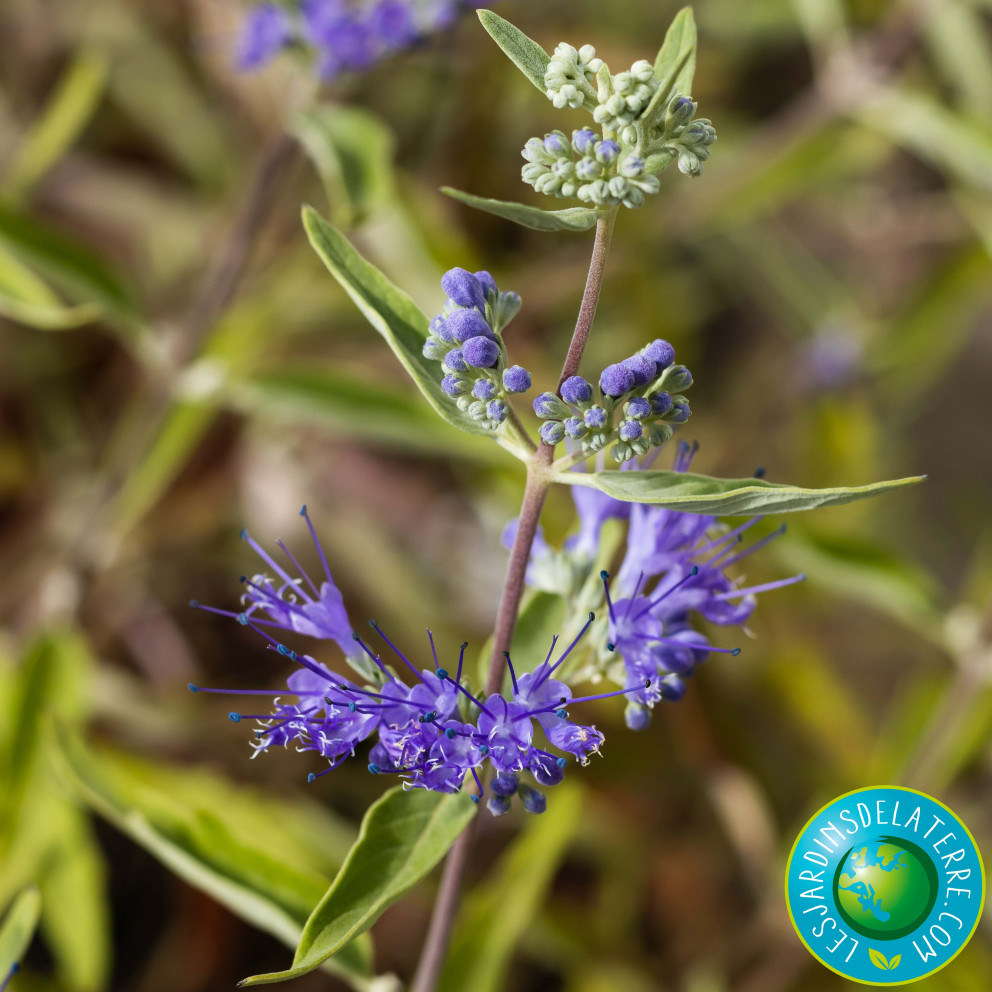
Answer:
236, 3, 293, 69
191, 524, 646, 808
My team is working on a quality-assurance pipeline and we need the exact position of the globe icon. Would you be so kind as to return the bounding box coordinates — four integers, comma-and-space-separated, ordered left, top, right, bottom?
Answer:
833, 836, 939, 940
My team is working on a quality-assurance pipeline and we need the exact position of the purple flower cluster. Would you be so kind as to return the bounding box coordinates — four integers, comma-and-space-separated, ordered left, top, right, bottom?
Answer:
533, 339, 691, 462
190, 509, 645, 812
423, 268, 531, 431
236, 0, 485, 78
520, 444, 805, 728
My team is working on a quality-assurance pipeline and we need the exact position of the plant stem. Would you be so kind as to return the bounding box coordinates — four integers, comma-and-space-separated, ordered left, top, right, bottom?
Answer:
408, 208, 618, 992
556, 207, 617, 390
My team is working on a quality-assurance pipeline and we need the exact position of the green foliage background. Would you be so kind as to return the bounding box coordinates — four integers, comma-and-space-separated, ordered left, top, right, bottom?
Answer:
0, 0, 991, 990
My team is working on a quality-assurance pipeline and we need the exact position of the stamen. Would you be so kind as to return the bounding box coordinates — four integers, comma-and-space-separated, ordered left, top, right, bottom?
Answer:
369, 619, 422, 680
719, 524, 787, 569
503, 651, 519, 694
623, 572, 646, 620
631, 633, 740, 654
352, 632, 393, 680
535, 612, 596, 688
427, 629, 439, 671
276, 538, 320, 596
633, 566, 699, 620
299, 504, 335, 586
241, 529, 306, 598
717, 574, 806, 599
456, 642, 467, 686
564, 681, 652, 705
696, 518, 762, 556
436, 668, 492, 716
601, 570, 616, 622
187, 684, 289, 696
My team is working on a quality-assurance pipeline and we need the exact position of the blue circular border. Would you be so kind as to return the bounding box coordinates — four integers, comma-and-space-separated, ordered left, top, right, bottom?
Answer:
785, 786, 986, 985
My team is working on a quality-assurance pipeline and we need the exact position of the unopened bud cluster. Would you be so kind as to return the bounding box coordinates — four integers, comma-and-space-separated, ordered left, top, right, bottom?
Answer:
533, 339, 692, 462
526, 41, 717, 207
422, 268, 531, 430
522, 128, 661, 209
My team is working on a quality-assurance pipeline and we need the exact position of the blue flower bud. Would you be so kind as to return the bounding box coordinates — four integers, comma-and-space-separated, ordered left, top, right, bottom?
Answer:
622, 354, 657, 387
533, 392, 570, 419
564, 416, 586, 438
561, 375, 593, 404
543, 131, 570, 156
487, 399, 507, 423
572, 128, 598, 154
584, 405, 607, 428
597, 140, 620, 164
441, 267, 486, 311
619, 419, 643, 441
650, 391, 673, 416
443, 348, 467, 372
669, 399, 691, 423
422, 337, 447, 361
643, 338, 675, 369
446, 308, 494, 343
491, 771, 519, 797
664, 365, 693, 391
626, 396, 651, 419
462, 336, 500, 368
600, 363, 635, 397
472, 378, 496, 401
474, 270, 498, 300
659, 674, 687, 701
539, 421, 566, 446
502, 365, 531, 393
576, 159, 600, 181
519, 784, 547, 814
441, 373, 471, 396
431, 314, 453, 343
487, 794, 512, 816
533, 760, 565, 787
624, 702, 652, 730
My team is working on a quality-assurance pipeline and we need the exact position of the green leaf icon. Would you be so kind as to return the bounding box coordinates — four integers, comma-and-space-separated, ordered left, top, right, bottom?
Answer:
869, 948, 890, 970
889, 954, 902, 970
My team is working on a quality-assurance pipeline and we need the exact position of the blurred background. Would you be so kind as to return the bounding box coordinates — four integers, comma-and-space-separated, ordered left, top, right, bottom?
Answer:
1, 0, 991, 990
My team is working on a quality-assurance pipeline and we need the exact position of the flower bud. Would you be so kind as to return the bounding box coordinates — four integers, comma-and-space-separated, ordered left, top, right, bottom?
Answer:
624, 702, 652, 731
422, 337, 447, 361
533, 392, 571, 419
491, 771, 519, 797
564, 416, 586, 438
539, 421, 566, 446
626, 396, 651, 419
619, 419, 643, 441
442, 348, 467, 372
600, 363, 635, 397
561, 375, 593, 405
462, 336, 500, 369
440, 267, 486, 311
519, 784, 547, 814
650, 391, 673, 416
487, 794, 512, 816
621, 354, 656, 387
584, 405, 607, 428
487, 399, 507, 423
446, 308, 494, 343
441, 373, 471, 396
473, 270, 498, 300
473, 378, 497, 401
643, 338, 675, 369
502, 365, 531, 393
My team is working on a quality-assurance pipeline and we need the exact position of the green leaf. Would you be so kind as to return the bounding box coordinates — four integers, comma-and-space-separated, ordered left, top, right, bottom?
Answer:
37, 805, 109, 992
477, 10, 550, 94
438, 785, 581, 992
51, 727, 374, 990
441, 188, 601, 232
3, 50, 109, 200
293, 105, 395, 228
654, 7, 697, 96
240, 787, 477, 987
0, 204, 135, 325
889, 953, 901, 969
0, 887, 41, 984
232, 367, 510, 464
773, 529, 942, 641
561, 468, 924, 516
302, 206, 526, 457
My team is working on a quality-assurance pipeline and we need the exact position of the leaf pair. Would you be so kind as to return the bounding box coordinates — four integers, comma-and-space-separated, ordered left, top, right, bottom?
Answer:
869, 947, 902, 970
